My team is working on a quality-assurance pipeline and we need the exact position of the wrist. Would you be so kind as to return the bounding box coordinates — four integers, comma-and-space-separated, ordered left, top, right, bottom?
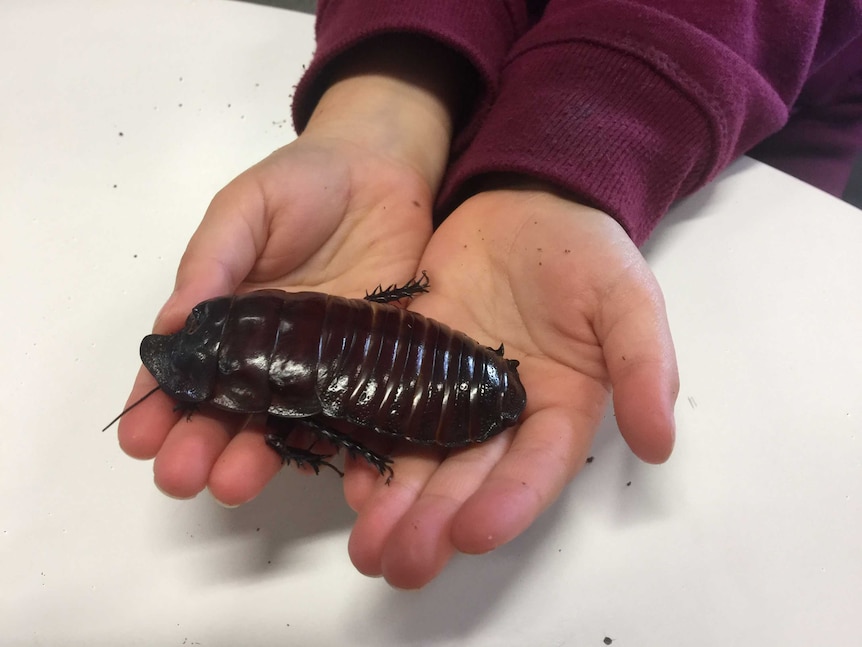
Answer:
302, 35, 473, 191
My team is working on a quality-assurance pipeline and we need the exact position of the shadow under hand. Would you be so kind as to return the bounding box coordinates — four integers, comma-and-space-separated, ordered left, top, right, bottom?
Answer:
157, 464, 355, 584
349, 408, 677, 643
350, 490, 573, 644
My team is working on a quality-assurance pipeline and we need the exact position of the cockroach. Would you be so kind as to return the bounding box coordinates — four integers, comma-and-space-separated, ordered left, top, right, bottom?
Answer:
105, 274, 526, 482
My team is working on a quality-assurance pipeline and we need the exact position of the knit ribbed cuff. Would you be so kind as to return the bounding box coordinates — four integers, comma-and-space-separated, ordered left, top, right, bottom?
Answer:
439, 39, 715, 244
292, 0, 529, 133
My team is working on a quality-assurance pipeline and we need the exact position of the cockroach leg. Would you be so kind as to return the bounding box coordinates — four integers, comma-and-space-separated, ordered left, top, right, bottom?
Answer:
299, 417, 394, 484
364, 270, 429, 304
264, 433, 344, 477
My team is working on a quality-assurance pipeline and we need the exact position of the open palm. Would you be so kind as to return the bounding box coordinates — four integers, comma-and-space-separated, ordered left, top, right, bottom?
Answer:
341, 188, 679, 588
117, 134, 433, 504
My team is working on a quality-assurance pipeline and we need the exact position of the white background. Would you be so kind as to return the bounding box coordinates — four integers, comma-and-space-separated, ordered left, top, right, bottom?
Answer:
2, 2, 860, 645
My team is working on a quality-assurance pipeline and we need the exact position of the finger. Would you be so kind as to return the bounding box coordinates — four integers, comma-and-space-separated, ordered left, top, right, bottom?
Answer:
153, 183, 264, 334
207, 426, 284, 506
611, 355, 678, 464
346, 446, 444, 578
599, 273, 679, 463
376, 433, 513, 589
152, 409, 239, 499
342, 455, 385, 512
451, 378, 607, 554
116, 366, 179, 459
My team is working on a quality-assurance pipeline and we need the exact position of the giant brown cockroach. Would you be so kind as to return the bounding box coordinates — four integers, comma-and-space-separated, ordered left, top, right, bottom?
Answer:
105, 274, 526, 482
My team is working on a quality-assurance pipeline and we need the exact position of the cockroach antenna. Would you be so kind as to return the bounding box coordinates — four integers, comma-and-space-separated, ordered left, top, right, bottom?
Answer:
101, 385, 161, 432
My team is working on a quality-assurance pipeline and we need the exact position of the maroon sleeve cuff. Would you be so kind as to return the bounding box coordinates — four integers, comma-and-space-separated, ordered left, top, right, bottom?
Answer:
438, 40, 714, 244
291, 0, 532, 134
439, 1, 794, 244
750, 36, 862, 196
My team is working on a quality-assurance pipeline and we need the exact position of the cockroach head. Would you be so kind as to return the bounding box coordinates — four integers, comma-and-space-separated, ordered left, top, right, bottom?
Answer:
140, 296, 232, 403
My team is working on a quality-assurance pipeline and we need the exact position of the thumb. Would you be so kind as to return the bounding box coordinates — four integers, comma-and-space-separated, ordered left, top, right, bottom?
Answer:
598, 266, 679, 463
153, 180, 263, 334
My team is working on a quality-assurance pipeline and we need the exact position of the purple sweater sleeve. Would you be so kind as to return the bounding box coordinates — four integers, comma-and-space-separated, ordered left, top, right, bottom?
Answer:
294, 1, 862, 245
440, 0, 862, 243
748, 35, 862, 196
291, 0, 536, 138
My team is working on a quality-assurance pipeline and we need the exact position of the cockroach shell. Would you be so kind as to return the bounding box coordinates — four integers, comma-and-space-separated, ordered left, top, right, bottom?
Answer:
140, 296, 233, 404
140, 287, 526, 449
108, 276, 526, 480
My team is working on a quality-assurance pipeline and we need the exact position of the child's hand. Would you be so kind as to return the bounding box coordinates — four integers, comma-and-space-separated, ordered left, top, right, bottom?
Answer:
116, 45, 463, 504
343, 185, 679, 588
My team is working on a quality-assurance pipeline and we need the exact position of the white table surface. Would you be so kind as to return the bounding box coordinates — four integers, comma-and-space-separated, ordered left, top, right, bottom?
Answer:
2, 2, 860, 645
